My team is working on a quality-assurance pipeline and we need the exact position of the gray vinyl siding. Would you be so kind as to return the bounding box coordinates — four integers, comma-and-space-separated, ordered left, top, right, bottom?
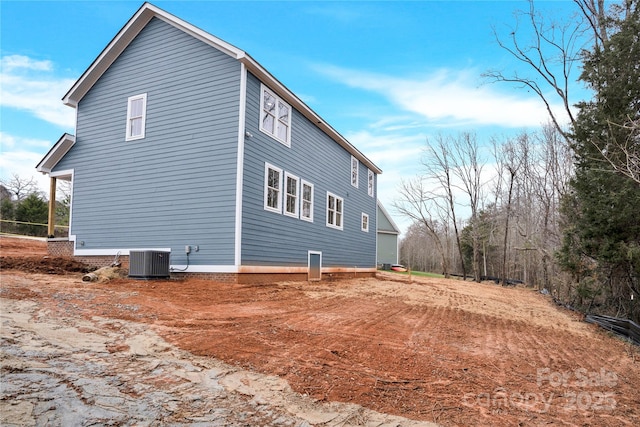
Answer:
52, 18, 241, 265
377, 205, 399, 265
241, 72, 377, 268
377, 205, 398, 233
377, 233, 399, 265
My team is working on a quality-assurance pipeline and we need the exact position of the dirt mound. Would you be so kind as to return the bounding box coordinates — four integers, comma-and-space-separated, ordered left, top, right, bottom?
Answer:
0, 256, 94, 275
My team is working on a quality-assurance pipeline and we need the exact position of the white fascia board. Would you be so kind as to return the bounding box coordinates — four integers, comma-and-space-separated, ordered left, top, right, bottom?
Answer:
170, 265, 239, 273
63, 2, 245, 107
154, 14, 243, 59
377, 200, 401, 234
50, 169, 74, 179
36, 133, 76, 174
61, 1, 382, 175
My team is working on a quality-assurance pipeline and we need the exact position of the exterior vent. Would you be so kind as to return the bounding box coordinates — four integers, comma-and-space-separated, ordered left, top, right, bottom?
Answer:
129, 250, 170, 279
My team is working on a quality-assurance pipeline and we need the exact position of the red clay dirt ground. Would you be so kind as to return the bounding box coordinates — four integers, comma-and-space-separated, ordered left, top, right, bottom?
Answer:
1, 236, 639, 426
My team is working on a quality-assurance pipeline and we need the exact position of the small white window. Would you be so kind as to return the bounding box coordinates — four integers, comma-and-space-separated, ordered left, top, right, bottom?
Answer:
284, 172, 299, 218
361, 213, 369, 232
326, 192, 343, 230
351, 156, 359, 188
368, 169, 374, 197
301, 180, 314, 222
126, 93, 147, 141
264, 163, 282, 213
260, 85, 291, 146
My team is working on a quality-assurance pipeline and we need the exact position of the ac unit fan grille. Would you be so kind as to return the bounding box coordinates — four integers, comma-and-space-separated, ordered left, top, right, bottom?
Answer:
129, 250, 170, 279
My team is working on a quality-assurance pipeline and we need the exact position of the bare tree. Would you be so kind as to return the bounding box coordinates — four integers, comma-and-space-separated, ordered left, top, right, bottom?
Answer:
483, 0, 616, 137
486, 0, 640, 184
450, 132, 486, 282
394, 177, 452, 278
591, 115, 640, 185
422, 135, 468, 279
0, 174, 41, 201
493, 135, 526, 286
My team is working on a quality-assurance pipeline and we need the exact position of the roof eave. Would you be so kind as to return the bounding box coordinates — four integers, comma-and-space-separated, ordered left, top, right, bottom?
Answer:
61, 2, 382, 174
377, 200, 401, 234
36, 133, 76, 174
63, 2, 245, 107
240, 54, 382, 174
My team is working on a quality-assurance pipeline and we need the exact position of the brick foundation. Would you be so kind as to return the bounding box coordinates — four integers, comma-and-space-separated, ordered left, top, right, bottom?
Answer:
47, 239, 74, 257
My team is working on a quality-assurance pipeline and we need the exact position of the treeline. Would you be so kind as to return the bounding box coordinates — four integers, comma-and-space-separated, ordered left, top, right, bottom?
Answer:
397, 126, 569, 290
0, 174, 69, 237
397, 0, 639, 323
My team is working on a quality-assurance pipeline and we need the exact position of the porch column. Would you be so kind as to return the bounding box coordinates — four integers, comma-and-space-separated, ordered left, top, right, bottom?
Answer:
48, 177, 57, 238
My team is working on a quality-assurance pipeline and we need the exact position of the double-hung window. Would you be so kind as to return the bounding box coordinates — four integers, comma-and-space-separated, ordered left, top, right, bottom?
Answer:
351, 156, 359, 188
368, 169, 374, 197
361, 213, 369, 232
260, 85, 291, 146
264, 163, 283, 213
284, 172, 299, 218
126, 93, 147, 141
326, 192, 343, 230
301, 180, 314, 222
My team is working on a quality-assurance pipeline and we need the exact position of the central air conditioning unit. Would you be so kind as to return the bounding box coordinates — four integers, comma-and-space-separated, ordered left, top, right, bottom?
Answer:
129, 250, 171, 279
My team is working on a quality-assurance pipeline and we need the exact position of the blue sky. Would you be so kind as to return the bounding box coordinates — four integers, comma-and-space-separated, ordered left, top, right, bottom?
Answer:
1, 0, 584, 232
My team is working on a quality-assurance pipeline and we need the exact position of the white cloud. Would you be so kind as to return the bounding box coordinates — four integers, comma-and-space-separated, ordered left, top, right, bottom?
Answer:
346, 130, 424, 171
1, 55, 53, 72
0, 54, 75, 129
0, 131, 51, 151
313, 64, 569, 128
0, 133, 51, 196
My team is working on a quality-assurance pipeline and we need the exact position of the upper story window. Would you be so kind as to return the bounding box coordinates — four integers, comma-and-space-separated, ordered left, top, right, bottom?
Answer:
260, 85, 291, 146
126, 93, 147, 141
326, 192, 343, 230
368, 169, 374, 197
351, 156, 359, 188
284, 172, 299, 218
301, 180, 314, 222
361, 213, 369, 232
264, 163, 282, 213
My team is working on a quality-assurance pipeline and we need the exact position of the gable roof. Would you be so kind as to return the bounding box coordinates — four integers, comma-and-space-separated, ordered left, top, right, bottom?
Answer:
377, 200, 401, 234
36, 133, 76, 174
62, 2, 382, 174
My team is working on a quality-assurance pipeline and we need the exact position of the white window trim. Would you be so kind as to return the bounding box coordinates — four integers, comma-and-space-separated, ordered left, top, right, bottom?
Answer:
301, 180, 314, 223
368, 169, 374, 197
264, 163, 283, 213
361, 213, 369, 232
351, 156, 359, 188
259, 84, 291, 147
326, 192, 344, 230
126, 93, 147, 141
284, 172, 299, 218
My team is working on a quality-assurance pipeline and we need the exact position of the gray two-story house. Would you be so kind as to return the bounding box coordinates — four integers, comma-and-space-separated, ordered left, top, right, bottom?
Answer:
37, 2, 381, 283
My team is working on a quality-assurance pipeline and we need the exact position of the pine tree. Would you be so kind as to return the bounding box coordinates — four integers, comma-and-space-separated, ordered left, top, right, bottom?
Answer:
559, 1, 640, 321
14, 193, 49, 237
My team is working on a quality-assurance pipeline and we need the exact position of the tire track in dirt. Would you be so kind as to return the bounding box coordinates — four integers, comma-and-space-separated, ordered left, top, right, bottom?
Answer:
2, 243, 639, 427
